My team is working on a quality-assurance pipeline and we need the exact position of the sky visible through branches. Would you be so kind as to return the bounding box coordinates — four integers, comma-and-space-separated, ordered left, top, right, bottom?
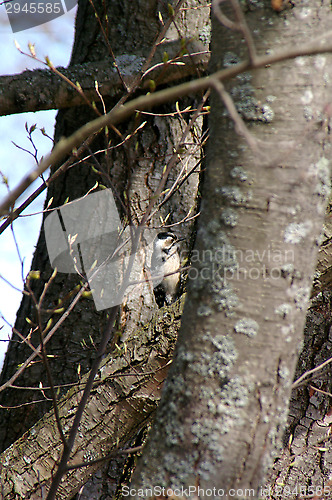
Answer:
0, 5, 76, 367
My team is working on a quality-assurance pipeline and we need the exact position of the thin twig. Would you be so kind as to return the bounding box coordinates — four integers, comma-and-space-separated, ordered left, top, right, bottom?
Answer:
212, 0, 257, 64
0, 133, 98, 235
144, 92, 209, 226
210, 77, 259, 151
25, 271, 68, 449
292, 355, 332, 389
87, 0, 129, 92
2, 36, 332, 216
0, 398, 51, 409
45, 305, 119, 500
12, 326, 43, 360
309, 385, 332, 398
0, 281, 89, 393
0, 273, 27, 294
10, 360, 172, 392
14, 42, 101, 116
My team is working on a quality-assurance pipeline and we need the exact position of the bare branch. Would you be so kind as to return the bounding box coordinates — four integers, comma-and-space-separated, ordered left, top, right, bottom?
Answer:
292, 355, 332, 389
145, 92, 210, 226
45, 305, 120, 500
0, 282, 89, 393
210, 77, 259, 151
0, 41, 209, 117
0, 298, 183, 500
1, 36, 332, 216
25, 271, 68, 450
0, 133, 98, 236
212, 0, 257, 64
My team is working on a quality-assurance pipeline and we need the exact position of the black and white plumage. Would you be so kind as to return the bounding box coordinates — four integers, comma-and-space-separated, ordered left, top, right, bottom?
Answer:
151, 231, 182, 308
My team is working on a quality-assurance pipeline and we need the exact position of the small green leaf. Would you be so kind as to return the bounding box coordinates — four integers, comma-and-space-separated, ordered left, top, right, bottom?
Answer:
46, 197, 53, 209
28, 42, 36, 57
168, 3, 175, 16
149, 80, 156, 91
14, 39, 21, 51
28, 270, 40, 280
45, 318, 53, 332
45, 56, 54, 69
54, 308, 65, 314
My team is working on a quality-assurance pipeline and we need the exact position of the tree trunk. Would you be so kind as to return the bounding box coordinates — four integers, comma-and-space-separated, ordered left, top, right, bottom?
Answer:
0, 298, 183, 500
265, 289, 332, 498
3, 0, 332, 497
130, 0, 332, 496
0, 0, 209, 495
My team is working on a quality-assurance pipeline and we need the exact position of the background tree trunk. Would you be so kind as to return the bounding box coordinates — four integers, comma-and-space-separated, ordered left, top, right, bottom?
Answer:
0, 298, 184, 500
266, 293, 332, 497
2, 0, 332, 498
0, 0, 208, 455
0, 0, 209, 496
130, 0, 332, 496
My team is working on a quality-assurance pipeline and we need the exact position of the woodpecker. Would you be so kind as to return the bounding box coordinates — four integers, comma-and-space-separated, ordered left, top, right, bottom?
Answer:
151, 231, 183, 307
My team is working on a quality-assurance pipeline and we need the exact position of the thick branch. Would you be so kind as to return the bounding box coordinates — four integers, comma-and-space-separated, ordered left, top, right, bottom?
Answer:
0, 297, 184, 500
0, 41, 209, 117
1, 37, 332, 216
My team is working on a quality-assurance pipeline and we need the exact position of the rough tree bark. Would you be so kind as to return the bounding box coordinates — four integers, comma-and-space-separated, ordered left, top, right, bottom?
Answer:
0, 0, 209, 497
129, 0, 332, 497
265, 290, 332, 499
2, 0, 332, 499
0, 44, 209, 117
0, 298, 184, 499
